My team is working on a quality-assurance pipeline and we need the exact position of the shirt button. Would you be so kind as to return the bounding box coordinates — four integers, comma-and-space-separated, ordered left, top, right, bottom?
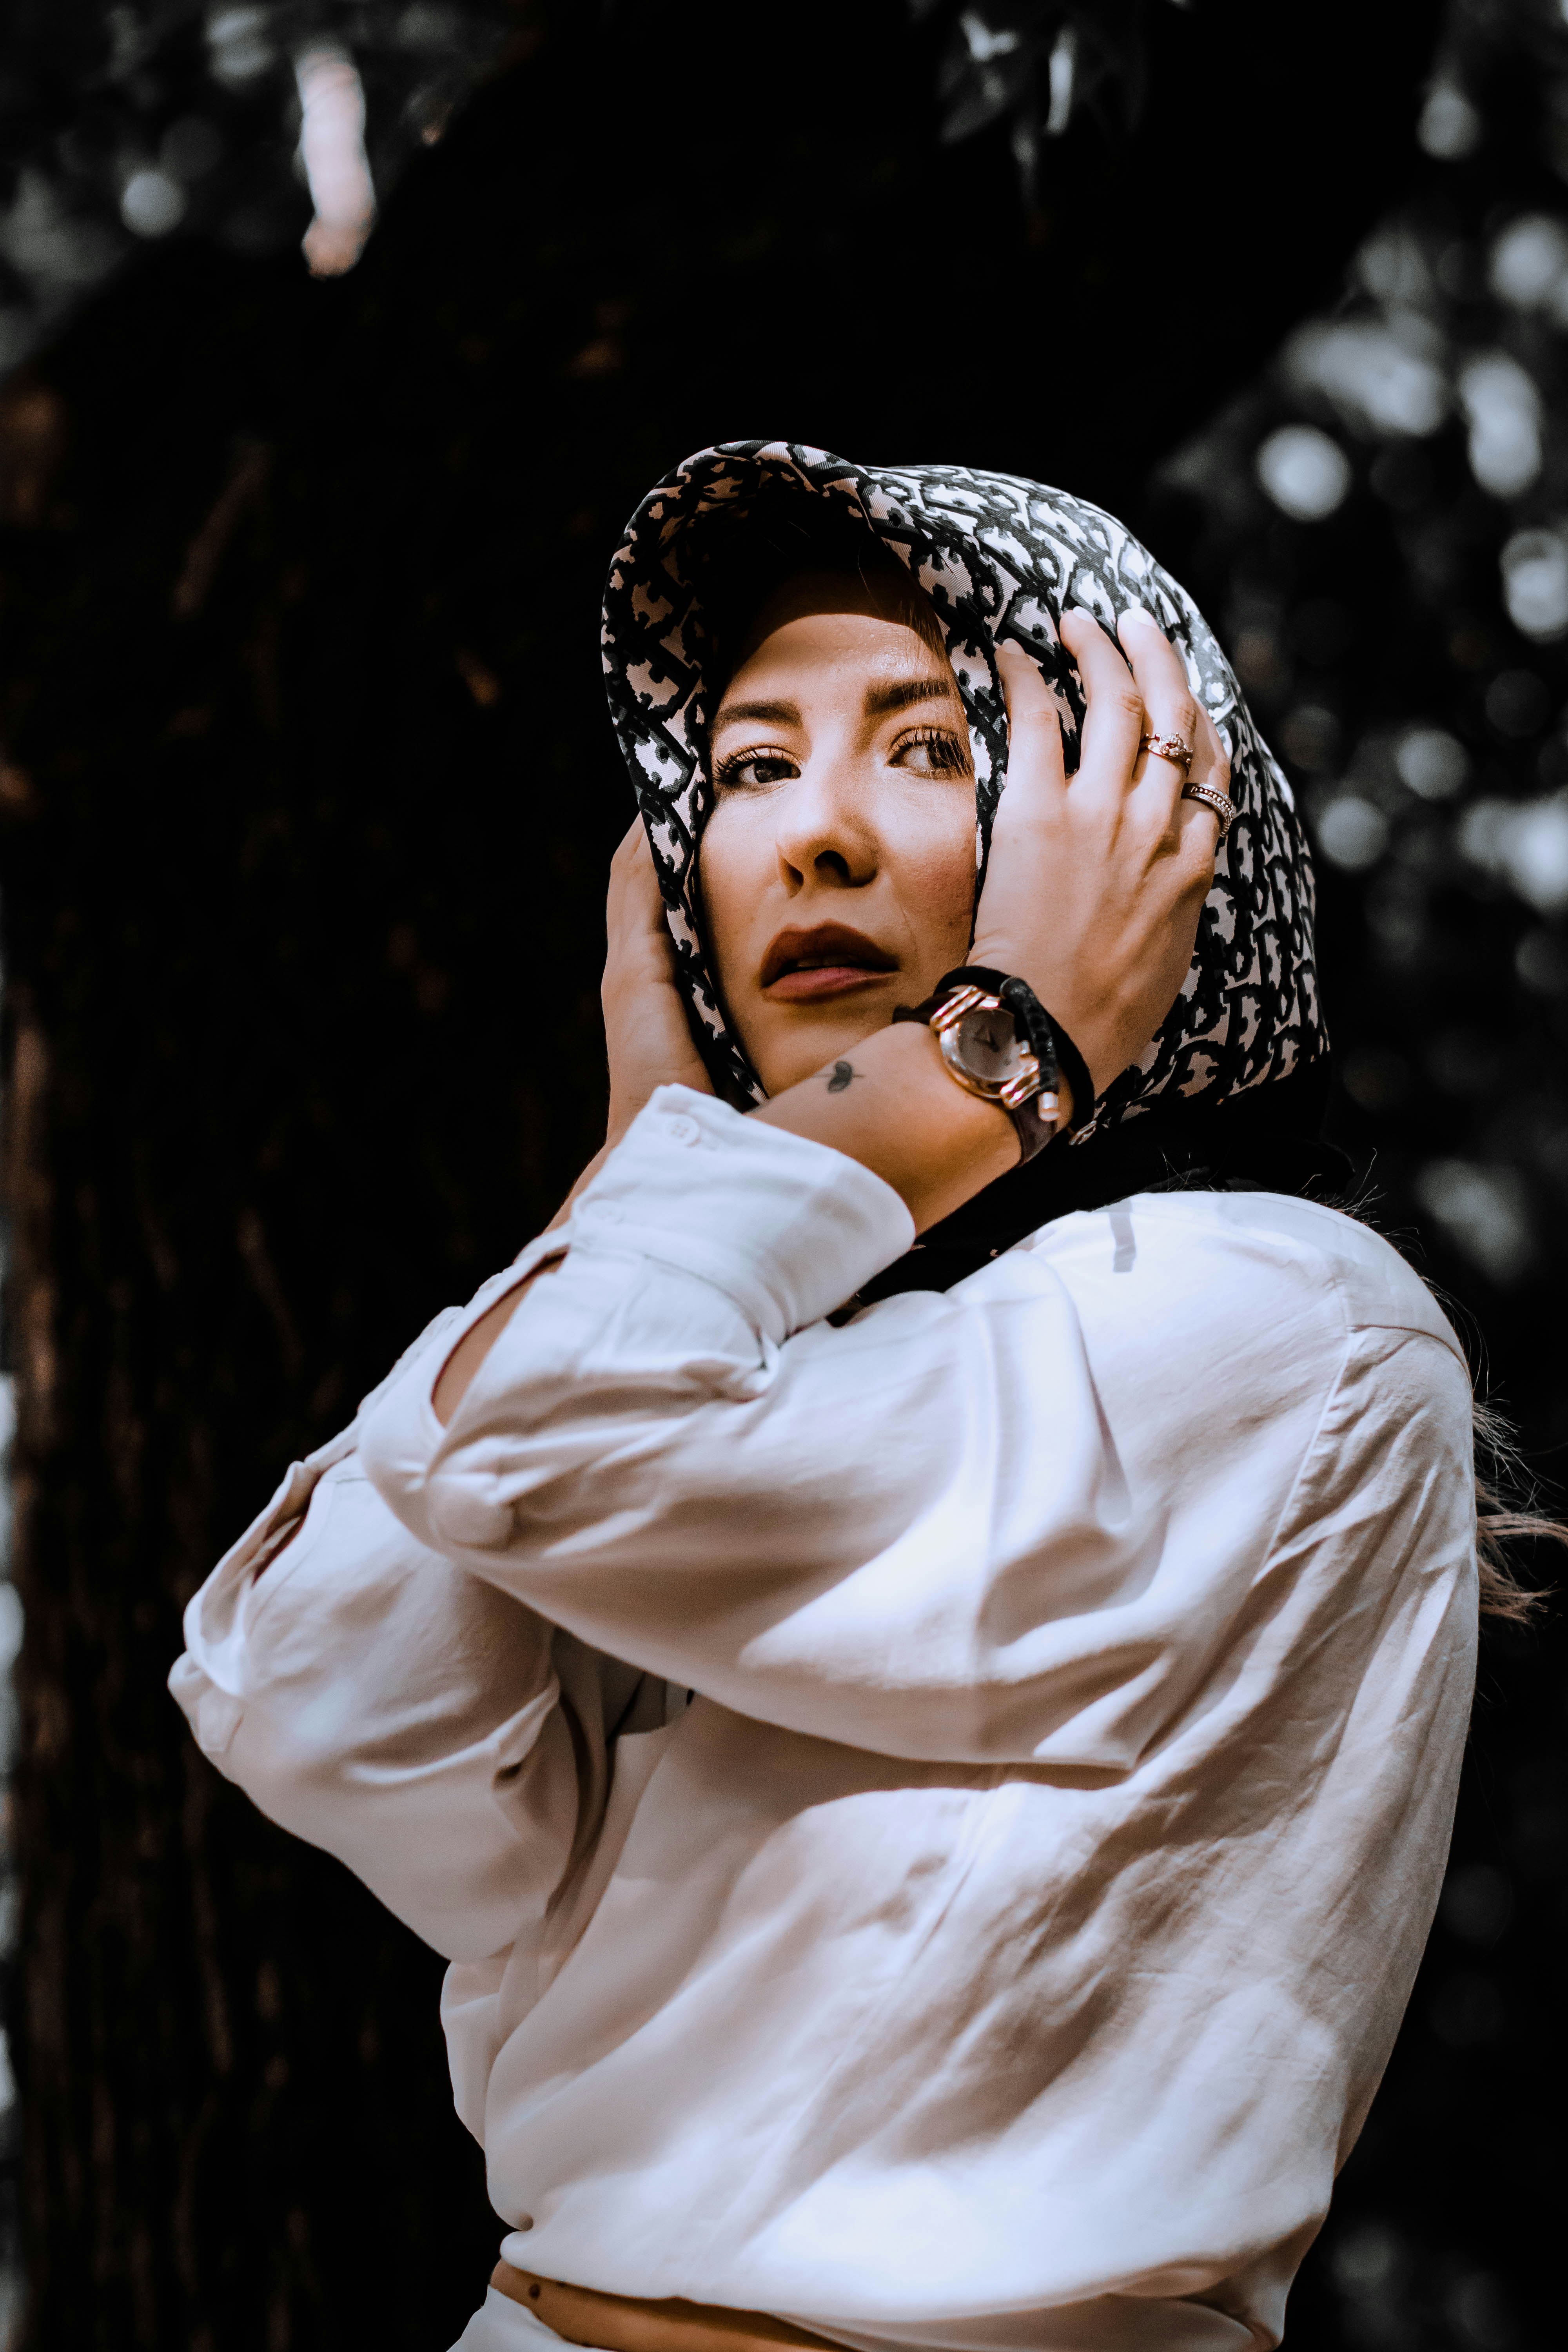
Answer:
664, 1116, 700, 1146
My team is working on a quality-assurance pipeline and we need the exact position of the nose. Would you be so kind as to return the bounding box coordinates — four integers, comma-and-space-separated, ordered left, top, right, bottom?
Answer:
772, 746, 880, 893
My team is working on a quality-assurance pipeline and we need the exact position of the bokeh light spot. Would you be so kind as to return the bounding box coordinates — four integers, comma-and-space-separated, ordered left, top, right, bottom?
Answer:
1279, 704, 1341, 771
120, 170, 186, 239
1415, 1160, 1535, 1283
1288, 321, 1447, 437
1500, 797, 1568, 909
1331, 2221, 1401, 2292
1316, 793, 1389, 869
1459, 355, 1542, 496
1256, 425, 1351, 521
1395, 726, 1468, 799
1459, 792, 1568, 908
1418, 81, 1481, 158
1488, 213, 1568, 307
1500, 528, 1568, 639
205, 6, 276, 89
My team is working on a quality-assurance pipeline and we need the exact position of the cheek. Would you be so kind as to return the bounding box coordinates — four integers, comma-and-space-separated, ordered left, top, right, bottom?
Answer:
893, 798, 978, 956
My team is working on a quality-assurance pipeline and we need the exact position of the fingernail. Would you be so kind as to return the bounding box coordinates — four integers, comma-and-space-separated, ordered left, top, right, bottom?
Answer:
1120, 606, 1161, 635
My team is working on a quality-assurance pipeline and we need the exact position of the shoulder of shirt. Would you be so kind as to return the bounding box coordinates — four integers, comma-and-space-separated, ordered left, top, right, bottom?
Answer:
1016, 1187, 1467, 1368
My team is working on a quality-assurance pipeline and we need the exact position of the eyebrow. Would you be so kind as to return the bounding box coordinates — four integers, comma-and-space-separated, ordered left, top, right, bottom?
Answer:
711, 676, 959, 733
863, 676, 960, 718
711, 697, 799, 730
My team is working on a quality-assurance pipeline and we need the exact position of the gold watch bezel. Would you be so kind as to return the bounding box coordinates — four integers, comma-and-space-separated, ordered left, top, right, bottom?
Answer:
931, 988, 1051, 1113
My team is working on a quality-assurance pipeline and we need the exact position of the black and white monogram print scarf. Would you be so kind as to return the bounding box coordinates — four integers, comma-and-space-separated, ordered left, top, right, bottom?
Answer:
601, 439, 1325, 1159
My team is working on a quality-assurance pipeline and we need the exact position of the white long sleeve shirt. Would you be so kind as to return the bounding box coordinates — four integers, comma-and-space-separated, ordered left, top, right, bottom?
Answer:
171, 1087, 1477, 2352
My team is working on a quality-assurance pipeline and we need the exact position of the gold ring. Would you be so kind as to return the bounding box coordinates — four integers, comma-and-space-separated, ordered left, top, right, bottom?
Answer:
1181, 781, 1236, 840
1142, 731, 1193, 768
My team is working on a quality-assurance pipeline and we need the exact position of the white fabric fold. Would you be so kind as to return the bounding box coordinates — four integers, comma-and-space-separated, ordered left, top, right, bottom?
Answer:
171, 1097, 1477, 2349
169, 1293, 646, 1962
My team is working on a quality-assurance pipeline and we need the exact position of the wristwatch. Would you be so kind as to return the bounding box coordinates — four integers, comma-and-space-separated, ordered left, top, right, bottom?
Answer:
891, 966, 1094, 1165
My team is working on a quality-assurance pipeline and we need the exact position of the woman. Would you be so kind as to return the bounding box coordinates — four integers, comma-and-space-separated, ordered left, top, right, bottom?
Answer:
171, 443, 1481, 2352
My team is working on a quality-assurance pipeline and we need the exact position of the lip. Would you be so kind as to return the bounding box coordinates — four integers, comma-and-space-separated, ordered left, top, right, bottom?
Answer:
760, 922, 899, 1001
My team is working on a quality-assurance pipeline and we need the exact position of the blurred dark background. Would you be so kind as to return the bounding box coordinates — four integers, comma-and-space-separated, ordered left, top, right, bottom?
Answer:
0, 2, 1564, 2346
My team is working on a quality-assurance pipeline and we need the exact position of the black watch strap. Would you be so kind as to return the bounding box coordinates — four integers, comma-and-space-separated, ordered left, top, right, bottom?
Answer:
892, 965, 1096, 1164
984, 970, 1096, 1142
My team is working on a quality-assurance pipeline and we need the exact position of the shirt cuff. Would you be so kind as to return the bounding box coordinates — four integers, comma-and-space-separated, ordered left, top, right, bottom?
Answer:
566, 1086, 915, 1341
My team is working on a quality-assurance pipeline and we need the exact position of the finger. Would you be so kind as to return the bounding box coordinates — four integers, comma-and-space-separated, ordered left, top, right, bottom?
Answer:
609, 817, 666, 919
604, 828, 671, 1008
1171, 840, 1218, 939
610, 814, 646, 873
1059, 608, 1144, 808
1175, 793, 1227, 888
1183, 702, 1227, 790
1116, 609, 1201, 822
607, 815, 646, 924
996, 639, 1067, 810
1170, 699, 1233, 867
1171, 770, 1226, 894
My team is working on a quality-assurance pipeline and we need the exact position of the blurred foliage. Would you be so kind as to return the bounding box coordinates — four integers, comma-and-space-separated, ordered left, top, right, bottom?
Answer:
918, 1, 1184, 201
1151, 6, 1568, 2343
0, 2, 1199, 375
1161, 0, 1568, 1368
0, 2, 526, 370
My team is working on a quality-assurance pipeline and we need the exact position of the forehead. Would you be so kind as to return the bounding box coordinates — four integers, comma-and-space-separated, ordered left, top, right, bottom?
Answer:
723, 560, 951, 673
721, 605, 956, 701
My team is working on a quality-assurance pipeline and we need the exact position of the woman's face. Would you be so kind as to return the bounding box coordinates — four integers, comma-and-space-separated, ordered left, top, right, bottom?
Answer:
700, 572, 978, 1096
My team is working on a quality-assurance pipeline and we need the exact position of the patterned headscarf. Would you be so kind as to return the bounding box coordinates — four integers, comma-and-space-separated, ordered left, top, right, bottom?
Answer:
601, 439, 1324, 1136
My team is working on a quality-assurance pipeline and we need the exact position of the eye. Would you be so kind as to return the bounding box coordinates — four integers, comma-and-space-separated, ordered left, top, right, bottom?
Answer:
713, 744, 799, 790
891, 724, 972, 779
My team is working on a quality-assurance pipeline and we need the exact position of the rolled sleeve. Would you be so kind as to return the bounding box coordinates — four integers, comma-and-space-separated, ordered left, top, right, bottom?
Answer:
169, 1287, 598, 1962
568, 1088, 916, 1341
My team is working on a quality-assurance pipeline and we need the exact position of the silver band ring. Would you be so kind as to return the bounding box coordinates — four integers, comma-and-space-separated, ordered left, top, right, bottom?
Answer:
1181, 780, 1236, 840
1142, 731, 1193, 768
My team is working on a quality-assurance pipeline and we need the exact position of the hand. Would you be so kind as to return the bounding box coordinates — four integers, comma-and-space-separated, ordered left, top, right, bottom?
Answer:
603, 819, 714, 1144
970, 608, 1227, 1111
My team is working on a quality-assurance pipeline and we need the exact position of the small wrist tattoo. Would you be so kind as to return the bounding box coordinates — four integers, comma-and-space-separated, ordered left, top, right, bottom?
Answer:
826, 1060, 858, 1094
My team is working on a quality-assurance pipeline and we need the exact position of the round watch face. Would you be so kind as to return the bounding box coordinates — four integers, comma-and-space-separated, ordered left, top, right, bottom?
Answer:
940, 1003, 1031, 1099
